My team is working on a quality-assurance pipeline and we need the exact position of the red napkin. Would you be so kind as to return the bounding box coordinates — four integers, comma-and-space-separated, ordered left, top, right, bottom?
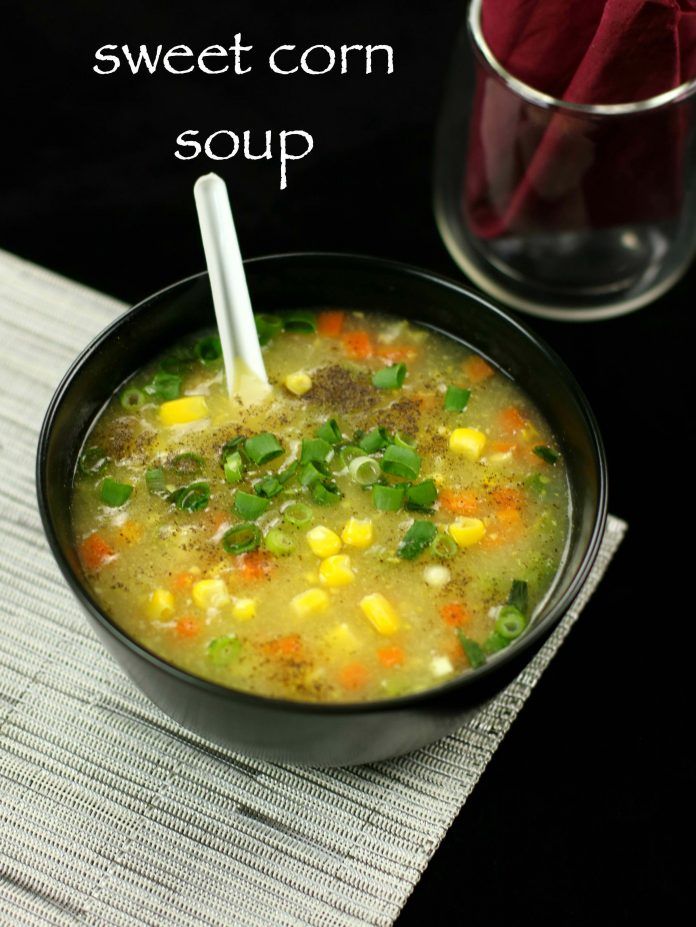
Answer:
466, 0, 696, 239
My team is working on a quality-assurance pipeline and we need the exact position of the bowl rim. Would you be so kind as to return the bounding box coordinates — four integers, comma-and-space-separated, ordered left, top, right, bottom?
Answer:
36, 251, 608, 716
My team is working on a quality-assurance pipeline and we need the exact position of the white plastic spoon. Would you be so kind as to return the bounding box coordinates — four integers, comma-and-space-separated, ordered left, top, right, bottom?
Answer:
193, 172, 268, 400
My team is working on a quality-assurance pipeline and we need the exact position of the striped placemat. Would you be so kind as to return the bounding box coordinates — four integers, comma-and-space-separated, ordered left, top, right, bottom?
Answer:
0, 248, 626, 927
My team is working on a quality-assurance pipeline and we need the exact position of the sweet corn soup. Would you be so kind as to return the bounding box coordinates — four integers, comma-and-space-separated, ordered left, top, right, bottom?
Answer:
71, 310, 570, 702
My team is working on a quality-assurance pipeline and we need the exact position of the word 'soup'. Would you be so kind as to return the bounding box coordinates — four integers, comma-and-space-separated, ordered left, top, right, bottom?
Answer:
93, 36, 395, 188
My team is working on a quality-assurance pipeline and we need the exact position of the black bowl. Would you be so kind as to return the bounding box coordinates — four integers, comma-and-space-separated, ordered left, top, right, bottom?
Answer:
36, 253, 607, 766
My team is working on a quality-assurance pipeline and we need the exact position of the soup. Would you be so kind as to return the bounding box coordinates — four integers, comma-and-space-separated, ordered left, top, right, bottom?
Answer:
71, 310, 570, 702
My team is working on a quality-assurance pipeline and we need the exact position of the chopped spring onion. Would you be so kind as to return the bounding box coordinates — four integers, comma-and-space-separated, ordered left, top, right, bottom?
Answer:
372, 483, 405, 511
79, 446, 108, 476
195, 335, 223, 365
533, 445, 560, 465
349, 455, 382, 486
282, 310, 317, 333
381, 444, 421, 480
119, 387, 146, 410
145, 467, 168, 496
444, 385, 471, 412
359, 427, 390, 454
495, 605, 527, 640
392, 432, 417, 450
278, 461, 299, 485
207, 635, 241, 666
264, 528, 295, 556
431, 532, 458, 559
312, 480, 342, 505
244, 433, 284, 465
222, 522, 261, 554
300, 438, 333, 465
159, 345, 196, 375
254, 475, 282, 498
100, 478, 133, 507
397, 520, 438, 559
484, 632, 509, 655
169, 481, 210, 512
255, 314, 283, 345
234, 490, 269, 520
223, 451, 244, 484
283, 501, 313, 527
338, 444, 363, 468
372, 363, 407, 389
508, 579, 529, 614
405, 479, 438, 511
170, 452, 204, 475
145, 371, 181, 402
220, 436, 245, 465
456, 632, 487, 668
315, 418, 342, 444
299, 461, 328, 486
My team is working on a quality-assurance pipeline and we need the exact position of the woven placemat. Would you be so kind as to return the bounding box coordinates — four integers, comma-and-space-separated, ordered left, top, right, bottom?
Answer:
0, 249, 626, 927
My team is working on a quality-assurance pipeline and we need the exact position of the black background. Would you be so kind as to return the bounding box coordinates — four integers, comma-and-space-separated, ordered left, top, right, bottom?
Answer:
2, 1, 692, 923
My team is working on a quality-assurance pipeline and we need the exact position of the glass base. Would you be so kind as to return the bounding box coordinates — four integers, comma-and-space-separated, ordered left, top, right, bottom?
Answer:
436, 208, 688, 320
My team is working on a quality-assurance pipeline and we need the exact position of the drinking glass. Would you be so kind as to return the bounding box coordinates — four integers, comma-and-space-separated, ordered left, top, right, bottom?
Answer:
434, 0, 696, 320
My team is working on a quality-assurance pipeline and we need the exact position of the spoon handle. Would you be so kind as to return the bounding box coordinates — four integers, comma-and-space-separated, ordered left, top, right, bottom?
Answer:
194, 173, 268, 394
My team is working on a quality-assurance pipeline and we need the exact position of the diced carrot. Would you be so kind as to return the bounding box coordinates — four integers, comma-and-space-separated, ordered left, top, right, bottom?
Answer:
317, 310, 345, 337
439, 489, 478, 516
377, 645, 406, 668
489, 440, 516, 454
79, 533, 115, 572
171, 571, 195, 592
262, 634, 303, 658
481, 508, 523, 548
175, 615, 200, 638
498, 406, 527, 434
439, 603, 472, 627
342, 330, 373, 359
497, 507, 522, 529
464, 356, 494, 383
445, 637, 466, 665
118, 521, 141, 544
338, 662, 369, 691
490, 487, 524, 510
235, 550, 274, 581
375, 344, 417, 363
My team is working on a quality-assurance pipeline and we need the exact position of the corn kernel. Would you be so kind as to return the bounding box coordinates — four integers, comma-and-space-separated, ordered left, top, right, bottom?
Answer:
285, 371, 313, 396
324, 623, 360, 652
449, 427, 487, 461
147, 588, 175, 621
306, 525, 342, 558
159, 395, 209, 426
291, 588, 330, 617
360, 593, 399, 635
341, 517, 373, 549
232, 598, 256, 621
448, 517, 486, 548
319, 554, 355, 587
192, 578, 230, 610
